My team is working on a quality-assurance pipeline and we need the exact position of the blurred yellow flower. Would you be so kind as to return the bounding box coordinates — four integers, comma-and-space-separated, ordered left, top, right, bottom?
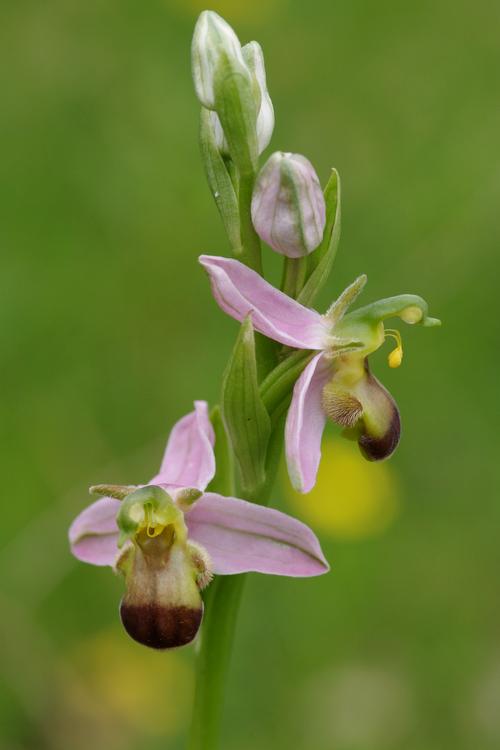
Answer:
69, 627, 193, 736
284, 436, 400, 539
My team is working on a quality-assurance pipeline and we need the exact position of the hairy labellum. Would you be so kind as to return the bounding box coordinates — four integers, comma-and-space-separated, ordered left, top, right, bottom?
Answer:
119, 528, 204, 650
322, 388, 363, 428
322, 359, 401, 462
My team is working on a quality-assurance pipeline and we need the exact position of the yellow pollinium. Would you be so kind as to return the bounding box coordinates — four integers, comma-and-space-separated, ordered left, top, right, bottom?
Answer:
116, 486, 189, 549
388, 346, 403, 368
125, 491, 187, 544
385, 328, 403, 369
142, 504, 167, 538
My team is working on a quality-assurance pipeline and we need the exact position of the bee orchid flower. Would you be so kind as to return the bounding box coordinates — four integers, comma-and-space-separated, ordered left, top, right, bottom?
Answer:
69, 402, 329, 649
199, 256, 440, 494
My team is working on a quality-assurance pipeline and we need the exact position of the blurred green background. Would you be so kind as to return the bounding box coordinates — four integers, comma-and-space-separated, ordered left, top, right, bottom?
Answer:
1, 0, 499, 748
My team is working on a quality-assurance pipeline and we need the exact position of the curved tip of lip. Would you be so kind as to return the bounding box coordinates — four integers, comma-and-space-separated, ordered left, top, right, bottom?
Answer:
358, 407, 401, 462
120, 601, 203, 650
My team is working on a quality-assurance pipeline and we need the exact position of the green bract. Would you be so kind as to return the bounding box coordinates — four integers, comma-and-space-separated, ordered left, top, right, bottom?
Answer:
199, 108, 242, 255
221, 317, 271, 496
298, 169, 341, 306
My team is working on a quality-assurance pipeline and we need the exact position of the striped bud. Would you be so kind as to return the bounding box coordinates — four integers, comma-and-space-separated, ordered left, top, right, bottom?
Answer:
242, 41, 274, 154
207, 41, 274, 158
251, 152, 326, 257
191, 11, 245, 110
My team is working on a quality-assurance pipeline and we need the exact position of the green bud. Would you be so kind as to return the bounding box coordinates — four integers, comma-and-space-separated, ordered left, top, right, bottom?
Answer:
208, 41, 274, 158
242, 41, 274, 154
192, 11, 258, 174
192, 11, 245, 109
214, 64, 258, 175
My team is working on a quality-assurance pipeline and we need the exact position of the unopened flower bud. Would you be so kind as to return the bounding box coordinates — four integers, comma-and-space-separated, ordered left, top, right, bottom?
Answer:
242, 42, 274, 154
191, 11, 246, 109
192, 12, 258, 173
251, 152, 326, 257
207, 41, 274, 159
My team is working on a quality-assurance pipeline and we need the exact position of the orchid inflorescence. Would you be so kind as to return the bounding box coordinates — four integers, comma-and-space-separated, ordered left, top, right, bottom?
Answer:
69, 9, 439, 670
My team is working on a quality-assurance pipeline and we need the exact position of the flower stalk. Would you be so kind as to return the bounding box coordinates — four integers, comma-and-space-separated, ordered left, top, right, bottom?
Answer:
281, 256, 308, 298
188, 408, 286, 750
188, 574, 246, 750
238, 169, 262, 273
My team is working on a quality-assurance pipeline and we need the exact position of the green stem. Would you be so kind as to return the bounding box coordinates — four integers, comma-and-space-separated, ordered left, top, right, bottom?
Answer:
238, 171, 262, 274
260, 349, 313, 417
187, 575, 247, 750
187, 417, 284, 750
188, 188, 310, 748
280, 256, 308, 298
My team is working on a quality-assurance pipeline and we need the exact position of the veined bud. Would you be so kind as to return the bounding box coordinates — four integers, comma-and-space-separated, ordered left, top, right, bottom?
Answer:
192, 12, 259, 173
242, 41, 274, 154
251, 152, 326, 257
191, 11, 246, 110
208, 42, 274, 158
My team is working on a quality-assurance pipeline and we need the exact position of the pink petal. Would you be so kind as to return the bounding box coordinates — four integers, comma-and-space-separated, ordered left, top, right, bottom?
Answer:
69, 497, 120, 566
186, 492, 329, 577
285, 352, 332, 493
151, 401, 215, 491
199, 255, 332, 349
